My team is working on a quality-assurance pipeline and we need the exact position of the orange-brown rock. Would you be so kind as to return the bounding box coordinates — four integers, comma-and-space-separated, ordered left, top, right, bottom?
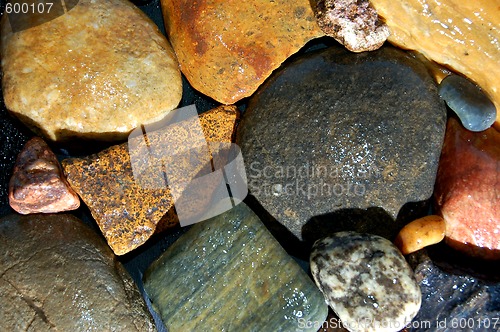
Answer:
154, 105, 239, 234
9, 137, 80, 214
62, 106, 238, 255
370, 0, 500, 127
159, 0, 324, 104
434, 118, 500, 260
395, 215, 446, 255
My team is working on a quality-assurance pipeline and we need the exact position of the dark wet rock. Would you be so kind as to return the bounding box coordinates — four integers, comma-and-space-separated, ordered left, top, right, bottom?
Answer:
439, 74, 496, 132
310, 232, 421, 332
237, 46, 446, 240
0, 107, 31, 217
0, 213, 155, 331
9, 137, 80, 214
434, 117, 500, 259
407, 248, 500, 332
143, 201, 328, 332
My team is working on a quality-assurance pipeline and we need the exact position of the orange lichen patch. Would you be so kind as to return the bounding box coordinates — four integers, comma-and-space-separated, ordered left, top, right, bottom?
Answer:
154, 105, 239, 234
63, 105, 239, 254
370, 0, 500, 127
160, 0, 325, 104
395, 215, 446, 255
199, 105, 239, 143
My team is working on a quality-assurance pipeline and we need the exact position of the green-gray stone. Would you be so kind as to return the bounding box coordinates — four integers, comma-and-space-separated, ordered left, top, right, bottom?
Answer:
143, 202, 328, 331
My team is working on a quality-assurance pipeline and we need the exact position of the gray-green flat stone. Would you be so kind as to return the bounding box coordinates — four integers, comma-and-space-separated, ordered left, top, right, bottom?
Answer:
236, 46, 446, 240
310, 232, 421, 332
0, 213, 155, 331
143, 202, 328, 332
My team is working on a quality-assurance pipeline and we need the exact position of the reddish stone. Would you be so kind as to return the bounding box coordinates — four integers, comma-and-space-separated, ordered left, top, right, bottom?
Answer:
435, 118, 500, 259
9, 137, 80, 214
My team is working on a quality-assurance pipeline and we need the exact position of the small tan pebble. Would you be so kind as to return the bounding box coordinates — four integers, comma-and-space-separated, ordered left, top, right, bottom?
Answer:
9, 137, 80, 214
314, 0, 390, 52
395, 215, 446, 255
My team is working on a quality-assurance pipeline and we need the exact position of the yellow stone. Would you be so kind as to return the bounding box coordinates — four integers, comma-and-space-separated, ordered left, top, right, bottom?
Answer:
1, 0, 182, 142
371, 0, 500, 127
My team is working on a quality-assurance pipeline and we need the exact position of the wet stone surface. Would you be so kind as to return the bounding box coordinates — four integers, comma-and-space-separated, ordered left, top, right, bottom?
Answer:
434, 117, 500, 259
9, 137, 80, 214
143, 202, 328, 332
237, 45, 447, 240
0, 213, 156, 331
438, 74, 496, 132
407, 248, 500, 332
310, 232, 421, 332
61, 106, 238, 255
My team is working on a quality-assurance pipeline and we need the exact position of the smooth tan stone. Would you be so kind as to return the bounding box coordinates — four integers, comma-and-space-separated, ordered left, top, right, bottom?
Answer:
370, 0, 500, 128
0, 0, 182, 142
160, 0, 324, 104
9, 137, 80, 214
394, 215, 446, 255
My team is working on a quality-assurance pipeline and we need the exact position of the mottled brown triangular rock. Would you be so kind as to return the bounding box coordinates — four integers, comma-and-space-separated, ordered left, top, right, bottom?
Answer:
160, 0, 325, 104
62, 106, 238, 255
154, 105, 239, 234
9, 137, 80, 214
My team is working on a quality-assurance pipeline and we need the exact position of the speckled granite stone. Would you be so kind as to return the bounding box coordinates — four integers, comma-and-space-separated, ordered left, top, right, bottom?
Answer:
144, 202, 328, 332
310, 232, 421, 332
237, 45, 446, 240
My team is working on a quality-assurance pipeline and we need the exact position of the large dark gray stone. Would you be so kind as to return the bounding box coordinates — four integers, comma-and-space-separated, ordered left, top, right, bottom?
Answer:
0, 213, 156, 331
237, 46, 446, 240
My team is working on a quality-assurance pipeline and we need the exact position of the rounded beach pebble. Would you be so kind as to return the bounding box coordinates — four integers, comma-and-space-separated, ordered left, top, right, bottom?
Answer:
438, 74, 496, 132
0, 0, 182, 142
310, 232, 421, 332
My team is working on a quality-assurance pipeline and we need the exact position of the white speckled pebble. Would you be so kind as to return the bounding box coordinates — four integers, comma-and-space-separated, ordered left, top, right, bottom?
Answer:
310, 231, 421, 332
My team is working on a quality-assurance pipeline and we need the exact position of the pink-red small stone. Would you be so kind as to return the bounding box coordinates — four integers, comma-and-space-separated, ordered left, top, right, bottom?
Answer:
434, 118, 500, 259
9, 137, 80, 214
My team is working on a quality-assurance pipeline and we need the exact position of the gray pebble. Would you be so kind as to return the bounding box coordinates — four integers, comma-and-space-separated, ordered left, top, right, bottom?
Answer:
438, 74, 496, 132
